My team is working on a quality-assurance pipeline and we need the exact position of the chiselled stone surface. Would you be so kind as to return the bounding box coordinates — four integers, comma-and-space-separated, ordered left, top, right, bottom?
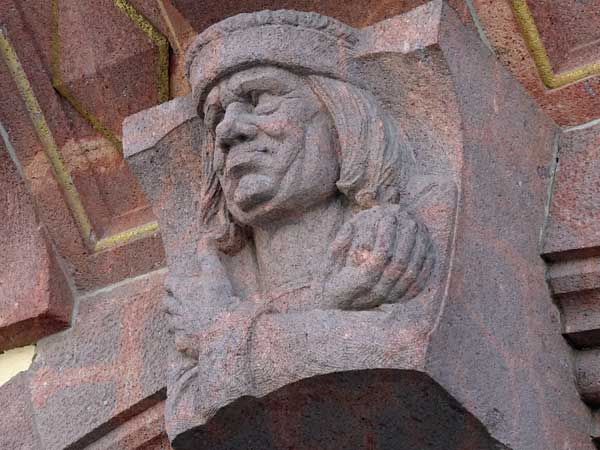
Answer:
0, 137, 72, 351
542, 122, 600, 350
0, 0, 165, 292
171, 0, 600, 126
575, 349, 600, 406
544, 122, 600, 261
0, 0, 164, 291
470, 0, 600, 126
2, 0, 600, 449
29, 270, 169, 450
83, 402, 169, 450
541, 119, 600, 409
0, 372, 42, 450
54, 0, 168, 140
526, 0, 600, 73
174, 0, 427, 30
125, 3, 594, 449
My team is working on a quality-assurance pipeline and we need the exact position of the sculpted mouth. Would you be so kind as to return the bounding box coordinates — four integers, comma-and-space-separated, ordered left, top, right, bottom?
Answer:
225, 147, 269, 178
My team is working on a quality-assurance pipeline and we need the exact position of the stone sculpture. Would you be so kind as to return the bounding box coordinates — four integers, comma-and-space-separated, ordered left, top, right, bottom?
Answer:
122, 5, 543, 449
2, 0, 598, 448
159, 9, 461, 449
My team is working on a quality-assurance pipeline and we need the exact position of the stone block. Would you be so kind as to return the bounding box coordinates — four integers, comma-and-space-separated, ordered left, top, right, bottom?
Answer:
30, 270, 169, 450
575, 348, 600, 406
470, 0, 600, 126
54, 0, 168, 140
525, 0, 600, 73
545, 256, 600, 348
422, 3, 593, 447
171, 0, 471, 33
0, 372, 42, 450
0, 138, 73, 351
542, 122, 600, 406
84, 402, 169, 450
543, 122, 600, 261
1, 0, 166, 293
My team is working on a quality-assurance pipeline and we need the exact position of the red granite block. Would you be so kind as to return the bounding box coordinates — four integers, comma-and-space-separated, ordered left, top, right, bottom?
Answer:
54, 0, 168, 140
0, 138, 73, 351
526, 0, 600, 73
30, 270, 168, 450
123, 3, 594, 449
471, 0, 600, 126
0, 372, 42, 450
170, 0, 471, 33
84, 402, 170, 450
543, 122, 600, 261
0, 0, 166, 292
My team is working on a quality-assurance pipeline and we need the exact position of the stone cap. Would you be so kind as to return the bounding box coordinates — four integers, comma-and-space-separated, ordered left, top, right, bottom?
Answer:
185, 9, 362, 117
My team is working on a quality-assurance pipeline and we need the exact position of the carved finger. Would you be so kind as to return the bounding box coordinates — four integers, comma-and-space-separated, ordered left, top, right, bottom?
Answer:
371, 214, 398, 267
324, 266, 376, 309
329, 221, 354, 268
348, 215, 394, 268
369, 218, 416, 303
401, 242, 436, 302
388, 224, 431, 302
330, 217, 399, 310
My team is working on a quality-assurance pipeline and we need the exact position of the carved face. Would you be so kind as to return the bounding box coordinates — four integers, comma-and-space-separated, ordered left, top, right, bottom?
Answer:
203, 66, 340, 226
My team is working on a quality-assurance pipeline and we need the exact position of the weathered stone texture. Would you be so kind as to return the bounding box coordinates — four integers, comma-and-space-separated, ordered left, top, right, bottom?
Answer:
544, 122, 600, 261
0, 138, 72, 351
29, 270, 169, 450
541, 121, 600, 411
426, 4, 594, 448
0, 372, 42, 450
0, 0, 165, 293
84, 402, 169, 450
1, 1, 599, 449
525, 0, 600, 72
54, 0, 167, 140
470, 0, 600, 126
125, 3, 594, 450
173, 0, 428, 30
177, 370, 509, 450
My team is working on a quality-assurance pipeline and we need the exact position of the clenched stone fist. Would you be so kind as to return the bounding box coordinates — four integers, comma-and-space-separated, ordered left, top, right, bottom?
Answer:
320, 205, 435, 310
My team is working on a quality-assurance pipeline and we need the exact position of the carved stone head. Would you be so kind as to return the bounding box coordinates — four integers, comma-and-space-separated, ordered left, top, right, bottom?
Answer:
185, 11, 413, 254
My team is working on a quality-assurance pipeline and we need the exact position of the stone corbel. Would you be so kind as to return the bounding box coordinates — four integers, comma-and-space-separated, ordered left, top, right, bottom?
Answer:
124, 2, 594, 449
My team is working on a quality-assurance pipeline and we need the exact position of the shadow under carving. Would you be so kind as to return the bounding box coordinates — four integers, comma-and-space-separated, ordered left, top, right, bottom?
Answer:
172, 369, 509, 450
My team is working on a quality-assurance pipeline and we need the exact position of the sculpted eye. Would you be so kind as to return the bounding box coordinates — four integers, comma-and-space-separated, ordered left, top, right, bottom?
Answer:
253, 92, 282, 115
249, 90, 261, 107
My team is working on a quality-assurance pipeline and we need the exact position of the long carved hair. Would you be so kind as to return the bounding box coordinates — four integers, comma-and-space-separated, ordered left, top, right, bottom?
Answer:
198, 74, 416, 255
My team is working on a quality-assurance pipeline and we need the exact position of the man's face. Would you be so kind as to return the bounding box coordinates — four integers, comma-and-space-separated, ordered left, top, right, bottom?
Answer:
202, 66, 339, 226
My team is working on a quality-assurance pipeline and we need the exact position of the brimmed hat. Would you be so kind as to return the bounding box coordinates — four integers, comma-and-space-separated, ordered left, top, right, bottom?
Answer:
185, 10, 362, 116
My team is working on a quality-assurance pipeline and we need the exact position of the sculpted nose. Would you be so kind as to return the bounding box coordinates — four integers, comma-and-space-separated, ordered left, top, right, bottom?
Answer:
215, 103, 258, 151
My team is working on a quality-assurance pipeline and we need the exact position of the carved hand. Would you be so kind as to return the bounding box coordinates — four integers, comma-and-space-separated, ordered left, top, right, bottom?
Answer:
164, 239, 239, 359
320, 205, 434, 310
164, 238, 270, 360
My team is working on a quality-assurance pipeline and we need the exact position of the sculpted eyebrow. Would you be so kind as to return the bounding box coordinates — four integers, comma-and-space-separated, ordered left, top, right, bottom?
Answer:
233, 77, 293, 96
